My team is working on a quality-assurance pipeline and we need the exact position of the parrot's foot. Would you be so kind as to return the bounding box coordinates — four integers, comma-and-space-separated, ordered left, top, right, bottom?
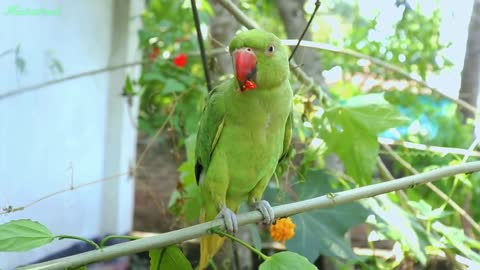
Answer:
215, 207, 238, 233
255, 200, 275, 225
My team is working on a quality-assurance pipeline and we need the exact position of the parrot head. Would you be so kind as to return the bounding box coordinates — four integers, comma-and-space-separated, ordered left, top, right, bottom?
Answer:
229, 29, 289, 91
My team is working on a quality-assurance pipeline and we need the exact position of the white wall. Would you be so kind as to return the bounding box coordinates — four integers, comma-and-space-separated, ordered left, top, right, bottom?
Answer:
0, 0, 143, 269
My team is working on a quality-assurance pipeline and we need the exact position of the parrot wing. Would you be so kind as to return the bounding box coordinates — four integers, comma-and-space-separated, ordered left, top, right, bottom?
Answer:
275, 109, 293, 177
195, 82, 227, 184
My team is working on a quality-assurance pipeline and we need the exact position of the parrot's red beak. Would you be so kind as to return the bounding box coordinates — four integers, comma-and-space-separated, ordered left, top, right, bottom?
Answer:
233, 48, 257, 91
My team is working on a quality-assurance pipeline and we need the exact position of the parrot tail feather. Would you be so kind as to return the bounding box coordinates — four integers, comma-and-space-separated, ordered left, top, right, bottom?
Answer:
199, 234, 225, 270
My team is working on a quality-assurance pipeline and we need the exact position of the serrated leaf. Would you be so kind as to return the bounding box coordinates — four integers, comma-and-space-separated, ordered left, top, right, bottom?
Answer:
265, 170, 370, 262
0, 219, 54, 251
408, 200, 432, 214
408, 200, 452, 221
163, 78, 184, 94
367, 197, 428, 264
149, 246, 192, 270
288, 171, 369, 261
323, 129, 378, 184
322, 93, 408, 184
143, 72, 165, 82
259, 251, 317, 270
336, 93, 409, 134
432, 222, 480, 262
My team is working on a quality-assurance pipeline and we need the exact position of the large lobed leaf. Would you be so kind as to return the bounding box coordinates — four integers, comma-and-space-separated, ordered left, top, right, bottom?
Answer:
149, 246, 192, 270
432, 222, 480, 263
259, 251, 317, 270
322, 93, 409, 184
0, 219, 54, 251
264, 170, 370, 262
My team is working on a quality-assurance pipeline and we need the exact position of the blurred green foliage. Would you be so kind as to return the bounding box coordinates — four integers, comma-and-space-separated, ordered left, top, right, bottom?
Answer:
133, 0, 480, 268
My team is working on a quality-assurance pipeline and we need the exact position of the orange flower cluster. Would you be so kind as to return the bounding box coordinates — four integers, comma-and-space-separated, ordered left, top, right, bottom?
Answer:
269, 217, 296, 243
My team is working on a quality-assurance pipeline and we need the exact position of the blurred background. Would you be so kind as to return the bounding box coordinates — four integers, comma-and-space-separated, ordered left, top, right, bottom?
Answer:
1, 0, 480, 269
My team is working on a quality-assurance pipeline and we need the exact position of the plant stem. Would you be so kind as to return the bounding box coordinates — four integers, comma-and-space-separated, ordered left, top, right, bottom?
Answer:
190, 0, 212, 92
19, 161, 480, 269
210, 227, 269, 261
0, 49, 226, 101
383, 144, 480, 234
56, 235, 100, 250
100, 235, 140, 248
289, 0, 321, 61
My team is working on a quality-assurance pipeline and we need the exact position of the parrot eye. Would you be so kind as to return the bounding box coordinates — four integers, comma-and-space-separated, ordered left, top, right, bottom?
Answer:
265, 45, 275, 56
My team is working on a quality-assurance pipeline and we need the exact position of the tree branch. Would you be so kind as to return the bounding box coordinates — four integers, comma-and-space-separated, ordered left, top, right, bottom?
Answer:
378, 137, 480, 157
282, 39, 479, 115
0, 48, 227, 101
19, 161, 480, 269
383, 144, 480, 234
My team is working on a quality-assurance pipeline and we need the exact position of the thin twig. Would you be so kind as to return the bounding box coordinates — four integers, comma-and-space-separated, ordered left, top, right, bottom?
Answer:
0, 61, 142, 100
378, 137, 480, 157
190, 0, 212, 92
19, 161, 480, 269
56, 235, 100, 250
0, 48, 227, 101
0, 48, 15, 59
462, 138, 480, 162
0, 172, 129, 215
376, 157, 414, 213
215, 0, 259, 29
282, 40, 479, 115
1, 96, 184, 215
135, 98, 180, 167
383, 144, 480, 234
289, 0, 321, 61
210, 228, 269, 261
376, 157, 466, 269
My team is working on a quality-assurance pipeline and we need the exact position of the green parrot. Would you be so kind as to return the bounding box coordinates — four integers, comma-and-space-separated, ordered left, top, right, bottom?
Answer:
195, 29, 292, 269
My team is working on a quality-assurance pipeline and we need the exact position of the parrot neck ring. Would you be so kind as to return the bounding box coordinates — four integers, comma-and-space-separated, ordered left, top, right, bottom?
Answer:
233, 48, 257, 91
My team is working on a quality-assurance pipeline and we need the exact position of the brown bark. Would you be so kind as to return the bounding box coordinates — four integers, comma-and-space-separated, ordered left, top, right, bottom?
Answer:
459, 0, 480, 120
274, 0, 328, 91
208, 0, 240, 82
459, 0, 480, 240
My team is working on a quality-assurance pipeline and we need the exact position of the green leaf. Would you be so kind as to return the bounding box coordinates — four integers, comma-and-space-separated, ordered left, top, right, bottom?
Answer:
163, 78, 184, 94
0, 219, 54, 251
143, 72, 165, 82
288, 171, 369, 261
367, 197, 429, 265
408, 200, 452, 221
247, 224, 263, 251
14, 44, 26, 74
123, 75, 135, 96
149, 246, 192, 270
332, 93, 409, 134
322, 129, 378, 185
432, 222, 480, 262
322, 93, 408, 184
259, 251, 317, 270
183, 185, 202, 223
264, 170, 370, 262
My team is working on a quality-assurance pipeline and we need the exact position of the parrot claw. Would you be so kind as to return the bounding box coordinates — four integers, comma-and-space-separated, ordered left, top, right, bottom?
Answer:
255, 200, 275, 225
216, 207, 238, 233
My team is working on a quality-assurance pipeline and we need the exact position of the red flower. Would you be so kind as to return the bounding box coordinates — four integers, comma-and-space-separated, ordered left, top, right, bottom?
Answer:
149, 47, 160, 61
173, 53, 187, 67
